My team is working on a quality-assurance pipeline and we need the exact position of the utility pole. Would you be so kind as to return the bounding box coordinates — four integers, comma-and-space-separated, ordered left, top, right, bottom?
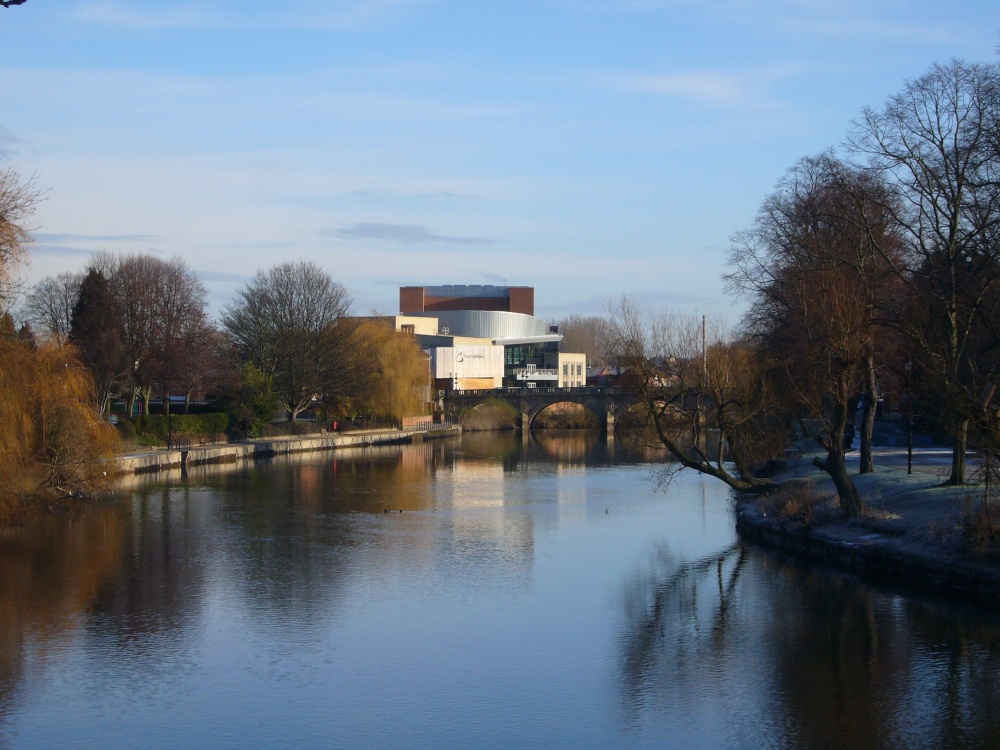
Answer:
702, 315, 707, 383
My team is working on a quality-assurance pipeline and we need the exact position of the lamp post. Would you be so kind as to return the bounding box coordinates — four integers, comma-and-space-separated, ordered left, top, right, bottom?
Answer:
906, 358, 913, 475
166, 388, 173, 450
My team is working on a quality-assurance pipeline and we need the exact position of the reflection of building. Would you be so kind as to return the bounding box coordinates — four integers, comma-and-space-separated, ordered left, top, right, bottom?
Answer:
392, 284, 586, 390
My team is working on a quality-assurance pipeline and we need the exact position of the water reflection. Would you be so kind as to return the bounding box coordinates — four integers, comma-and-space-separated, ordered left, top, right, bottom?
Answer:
619, 541, 1000, 749
3, 434, 1000, 748
0, 506, 126, 723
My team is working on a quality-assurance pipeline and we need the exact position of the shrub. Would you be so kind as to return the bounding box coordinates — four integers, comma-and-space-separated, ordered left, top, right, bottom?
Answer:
962, 496, 1000, 559
533, 404, 600, 430
759, 481, 836, 524
116, 420, 137, 442
134, 413, 229, 439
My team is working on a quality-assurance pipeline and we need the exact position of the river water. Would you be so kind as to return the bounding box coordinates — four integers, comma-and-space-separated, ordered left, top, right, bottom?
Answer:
2, 432, 1000, 749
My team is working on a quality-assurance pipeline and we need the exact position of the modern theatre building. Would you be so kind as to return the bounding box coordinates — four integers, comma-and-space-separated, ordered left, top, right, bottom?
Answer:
394, 285, 586, 391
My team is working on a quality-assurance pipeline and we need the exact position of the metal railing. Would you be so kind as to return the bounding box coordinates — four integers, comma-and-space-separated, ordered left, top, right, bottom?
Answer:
444, 386, 634, 398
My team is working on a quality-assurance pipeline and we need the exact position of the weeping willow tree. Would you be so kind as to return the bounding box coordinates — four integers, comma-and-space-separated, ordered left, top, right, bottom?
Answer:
0, 334, 120, 517
0, 164, 119, 522
342, 320, 430, 421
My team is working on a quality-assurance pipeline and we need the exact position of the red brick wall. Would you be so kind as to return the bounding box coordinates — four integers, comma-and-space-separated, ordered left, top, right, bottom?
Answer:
424, 295, 509, 312
400, 285, 534, 314
400, 287, 425, 313
509, 287, 534, 315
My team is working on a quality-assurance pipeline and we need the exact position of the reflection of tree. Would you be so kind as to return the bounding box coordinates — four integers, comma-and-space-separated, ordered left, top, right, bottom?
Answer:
0, 507, 126, 723
85, 483, 209, 666
216, 445, 448, 636
619, 544, 1000, 748
532, 430, 603, 465
619, 542, 747, 714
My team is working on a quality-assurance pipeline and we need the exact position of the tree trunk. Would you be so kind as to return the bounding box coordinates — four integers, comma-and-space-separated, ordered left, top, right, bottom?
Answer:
859, 353, 876, 474
814, 373, 863, 517
815, 449, 863, 518
947, 418, 968, 485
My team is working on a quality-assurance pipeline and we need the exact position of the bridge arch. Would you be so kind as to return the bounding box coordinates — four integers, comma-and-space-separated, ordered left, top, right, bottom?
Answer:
524, 400, 604, 431
442, 388, 640, 435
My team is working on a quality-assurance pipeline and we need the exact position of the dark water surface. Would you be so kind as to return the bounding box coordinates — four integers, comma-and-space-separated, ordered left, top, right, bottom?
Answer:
2, 432, 1000, 749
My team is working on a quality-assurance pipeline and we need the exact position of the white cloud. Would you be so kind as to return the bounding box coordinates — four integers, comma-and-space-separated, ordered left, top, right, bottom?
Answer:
565, 0, 976, 45
605, 70, 781, 108
327, 223, 497, 245
70, 0, 432, 31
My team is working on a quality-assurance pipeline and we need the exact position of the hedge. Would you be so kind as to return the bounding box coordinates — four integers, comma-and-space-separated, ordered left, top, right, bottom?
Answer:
131, 413, 229, 438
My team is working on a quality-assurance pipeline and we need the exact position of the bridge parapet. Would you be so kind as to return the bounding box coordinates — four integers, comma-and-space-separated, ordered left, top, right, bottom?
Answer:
441, 386, 639, 433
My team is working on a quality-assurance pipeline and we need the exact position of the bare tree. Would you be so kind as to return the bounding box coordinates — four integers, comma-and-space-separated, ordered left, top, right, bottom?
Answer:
223, 261, 352, 421
79, 253, 211, 417
146, 257, 210, 415
0, 165, 41, 310
724, 154, 906, 517
557, 313, 612, 367
849, 58, 1000, 485
608, 297, 785, 496
24, 271, 83, 343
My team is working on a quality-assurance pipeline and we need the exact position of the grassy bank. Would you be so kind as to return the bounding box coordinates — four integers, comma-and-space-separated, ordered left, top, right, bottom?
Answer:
735, 448, 1000, 609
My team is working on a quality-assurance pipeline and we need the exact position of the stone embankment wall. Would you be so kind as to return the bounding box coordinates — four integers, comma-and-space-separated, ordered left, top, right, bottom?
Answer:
735, 501, 1000, 610
116, 426, 460, 475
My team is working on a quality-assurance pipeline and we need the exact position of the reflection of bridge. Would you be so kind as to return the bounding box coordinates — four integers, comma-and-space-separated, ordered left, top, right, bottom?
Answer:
442, 387, 641, 432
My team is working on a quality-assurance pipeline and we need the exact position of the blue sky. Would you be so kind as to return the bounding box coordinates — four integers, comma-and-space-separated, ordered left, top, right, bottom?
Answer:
1, 1, 997, 323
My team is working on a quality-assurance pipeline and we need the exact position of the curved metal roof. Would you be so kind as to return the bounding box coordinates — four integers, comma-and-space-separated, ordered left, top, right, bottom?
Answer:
406, 310, 560, 341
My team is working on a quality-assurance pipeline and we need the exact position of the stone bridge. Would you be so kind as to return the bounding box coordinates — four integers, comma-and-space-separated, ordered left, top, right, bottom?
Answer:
442, 387, 641, 433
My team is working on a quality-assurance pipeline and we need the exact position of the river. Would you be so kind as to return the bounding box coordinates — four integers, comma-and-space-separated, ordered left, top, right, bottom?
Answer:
1, 432, 999, 749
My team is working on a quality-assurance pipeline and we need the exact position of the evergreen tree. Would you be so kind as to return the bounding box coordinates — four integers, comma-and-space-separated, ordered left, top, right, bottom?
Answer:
70, 269, 127, 415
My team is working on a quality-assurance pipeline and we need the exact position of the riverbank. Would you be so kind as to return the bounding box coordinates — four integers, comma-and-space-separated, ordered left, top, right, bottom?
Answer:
116, 424, 461, 475
735, 446, 1000, 609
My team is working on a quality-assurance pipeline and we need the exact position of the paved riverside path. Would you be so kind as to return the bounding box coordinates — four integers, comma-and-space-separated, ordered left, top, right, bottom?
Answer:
116, 426, 460, 475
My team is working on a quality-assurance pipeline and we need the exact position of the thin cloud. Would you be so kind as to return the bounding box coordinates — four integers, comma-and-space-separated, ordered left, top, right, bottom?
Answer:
0, 126, 25, 158
33, 232, 158, 243
604, 67, 800, 109
348, 188, 482, 201
570, 0, 973, 46
71, 2, 222, 29
539, 289, 715, 317
610, 71, 755, 107
327, 223, 497, 246
198, 270, 252, 283
31, 244, 96, 258
71, 0, 427, 31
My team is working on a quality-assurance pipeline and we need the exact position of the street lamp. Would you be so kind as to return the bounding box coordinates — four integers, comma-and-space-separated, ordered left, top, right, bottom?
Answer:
906, 358, 913, 475
166, 387, 173, 450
